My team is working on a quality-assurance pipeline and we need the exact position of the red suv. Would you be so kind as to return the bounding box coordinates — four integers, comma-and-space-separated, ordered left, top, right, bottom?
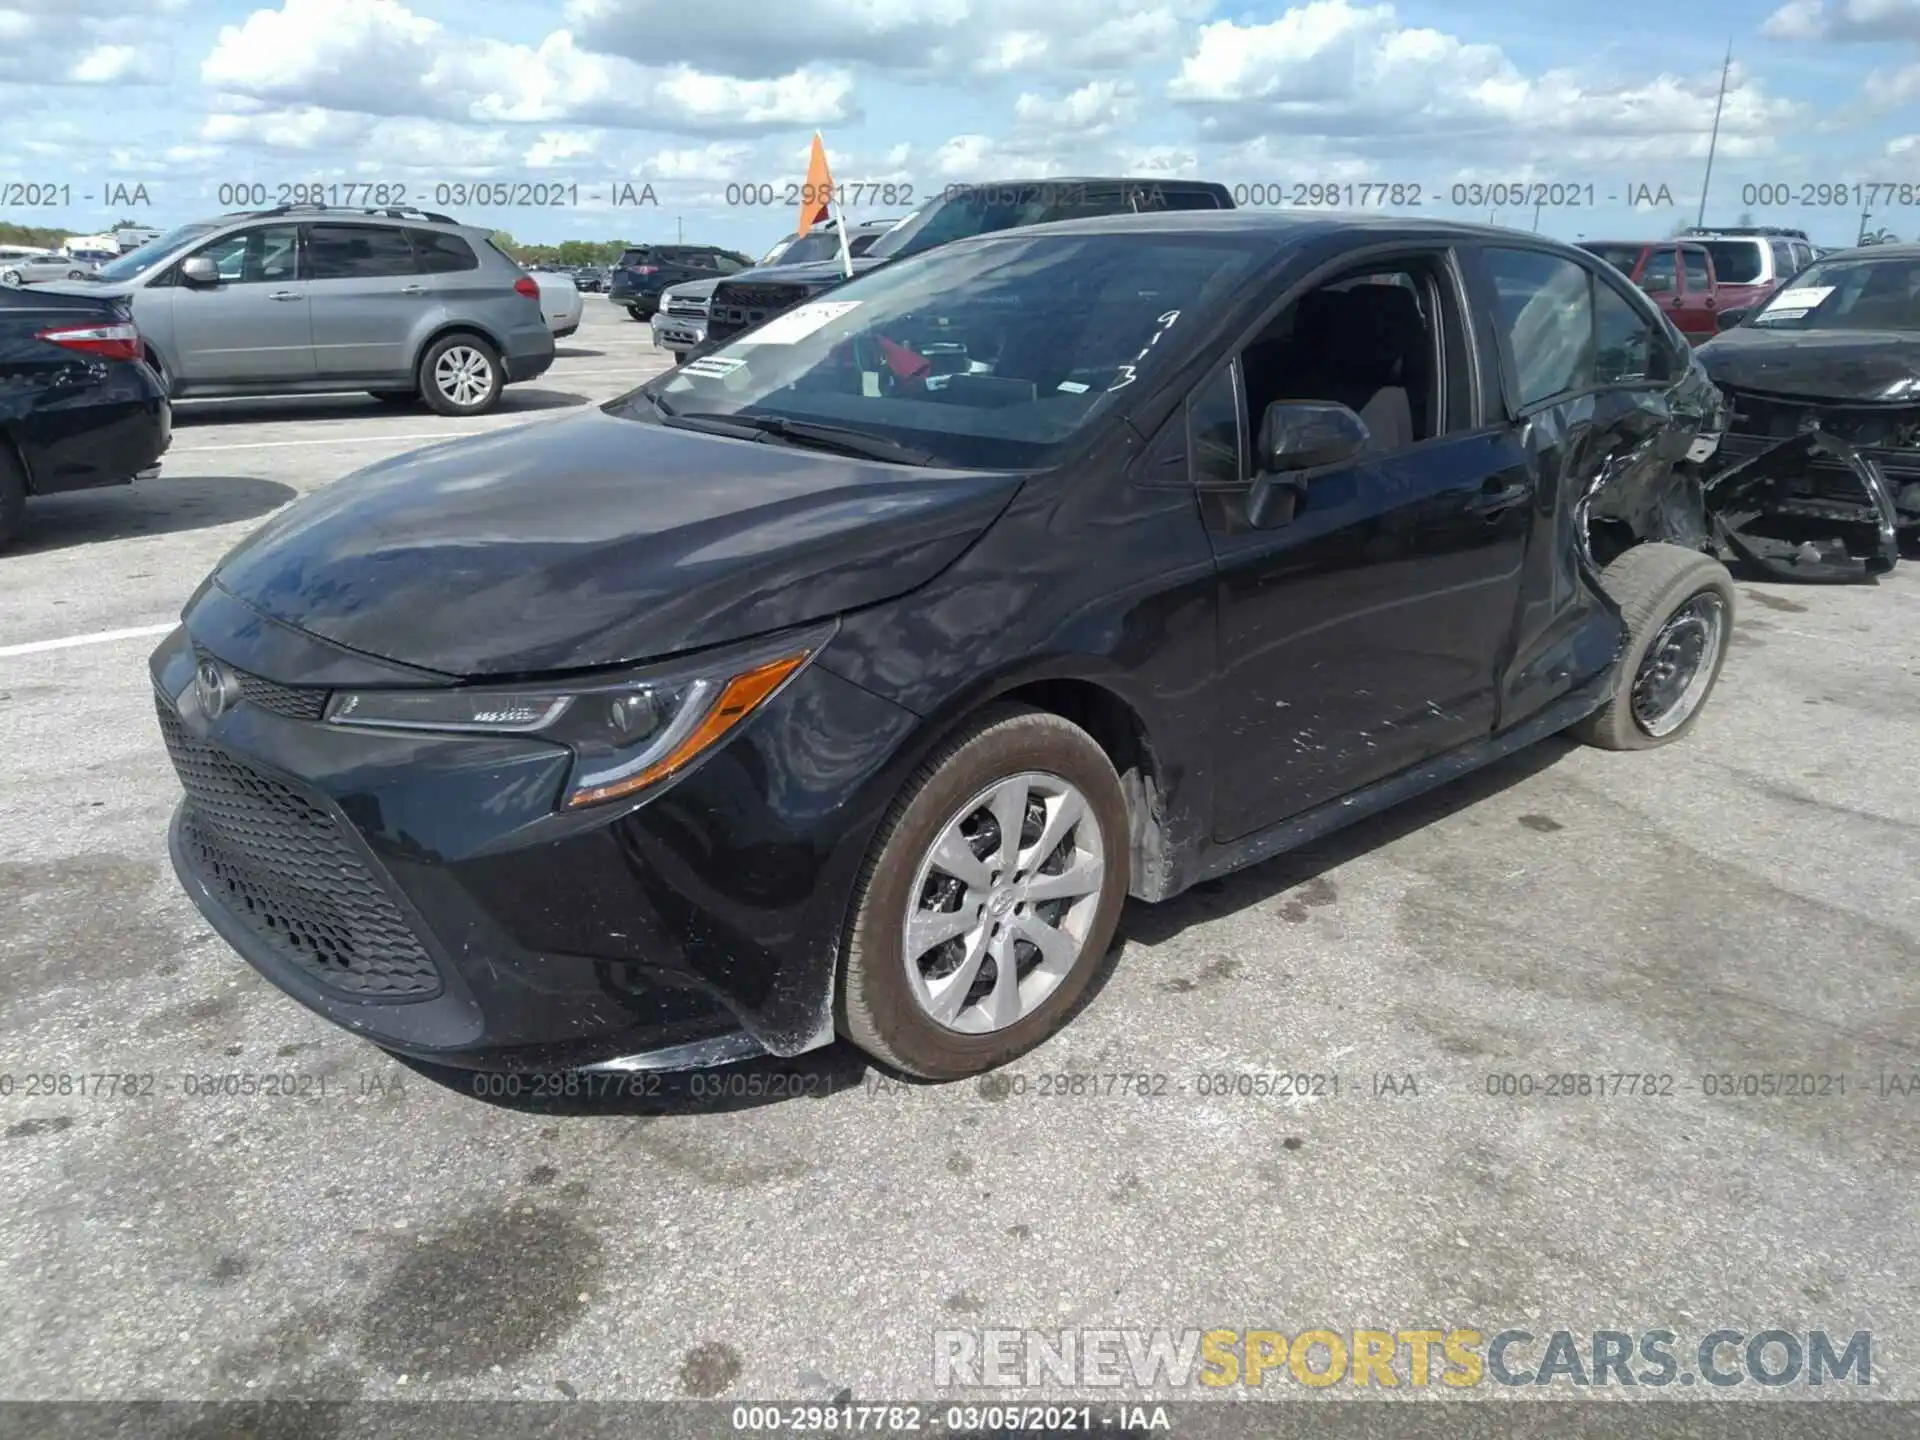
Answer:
1578, 240, 1724, 344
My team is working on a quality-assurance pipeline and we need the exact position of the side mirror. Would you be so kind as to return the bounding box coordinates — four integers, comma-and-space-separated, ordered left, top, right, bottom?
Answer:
1714, 307, 1749, 332
1258, 400, 1369, 473
1640, 274, 1674, 294
180, 256, 219, 286
1248, 401, 1369, 528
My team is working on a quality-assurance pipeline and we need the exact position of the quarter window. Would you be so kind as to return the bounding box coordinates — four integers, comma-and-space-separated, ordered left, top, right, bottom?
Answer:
408, 230, 477, 274
1189, 363, 1243, 485
1681, 249, 1713, 292
1484, 248, 1595, 407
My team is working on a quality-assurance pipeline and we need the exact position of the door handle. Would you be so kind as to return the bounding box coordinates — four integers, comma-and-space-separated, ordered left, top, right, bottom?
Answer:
268, 290, 301, 301
1465, 481, 1529, 516
400, 284, 424, 294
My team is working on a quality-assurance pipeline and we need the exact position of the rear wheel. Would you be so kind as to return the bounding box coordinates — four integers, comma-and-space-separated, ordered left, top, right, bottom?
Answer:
418, 334, 503, 416
626, 305, 647, 322
0, 269, 20, 286
0, 443, 28, 551
1572, 543, 1735, 751
838, 706, 1129, 1080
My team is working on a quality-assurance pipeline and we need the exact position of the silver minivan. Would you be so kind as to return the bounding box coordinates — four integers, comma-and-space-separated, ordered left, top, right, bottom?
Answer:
52, 205, 555, 415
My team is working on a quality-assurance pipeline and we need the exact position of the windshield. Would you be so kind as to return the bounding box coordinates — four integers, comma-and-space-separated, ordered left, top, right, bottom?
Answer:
865, 192, 1060, 261
612, 232, 1262, 469
94, 223, 218, 282
1699, 240, 1763, 284
1748, 255, 1920, 332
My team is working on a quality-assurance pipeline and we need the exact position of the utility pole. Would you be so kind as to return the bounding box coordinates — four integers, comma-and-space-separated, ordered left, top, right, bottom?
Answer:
1697, 39, 1732, 227
677, 215, 683, 243
1532, 197, 1544, 232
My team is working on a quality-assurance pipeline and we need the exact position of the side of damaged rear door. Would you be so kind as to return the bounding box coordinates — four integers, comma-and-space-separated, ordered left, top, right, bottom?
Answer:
1456, 240, 1716, 730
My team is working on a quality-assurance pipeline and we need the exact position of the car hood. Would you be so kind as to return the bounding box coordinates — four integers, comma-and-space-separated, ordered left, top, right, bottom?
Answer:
206, 406, 1024, 677
726, 255, 890, 286
660, 277, 720, 303
1699, 327, 1920, 401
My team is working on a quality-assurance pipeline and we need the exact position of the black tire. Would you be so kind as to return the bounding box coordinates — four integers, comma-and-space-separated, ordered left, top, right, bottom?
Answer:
838, 705, 1130, 1080
626, 305, 648, 322
368, 389, 419, 406
1571, 542, 1735, 751
669, 351, 683, 367
0, 269, 20, 286
417, 333, 503, 417
143, 349, 172, 399
0, 442, 26, 551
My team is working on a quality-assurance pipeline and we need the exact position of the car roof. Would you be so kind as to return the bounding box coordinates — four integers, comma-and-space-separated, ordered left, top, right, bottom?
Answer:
967, 209, 1600, 252
1812, 243, 1920, 261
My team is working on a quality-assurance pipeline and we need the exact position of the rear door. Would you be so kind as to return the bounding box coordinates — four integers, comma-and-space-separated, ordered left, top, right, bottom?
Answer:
1673, 246, 1718, 342
306, 223, 425, 380
1636, 245, 1685, 326
167, 223, 312, 384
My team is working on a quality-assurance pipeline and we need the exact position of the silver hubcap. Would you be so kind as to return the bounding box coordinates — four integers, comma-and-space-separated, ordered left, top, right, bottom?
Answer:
1631, 591, 1726, 737
434, 346, 492, 406
903, 771, 1105, 1034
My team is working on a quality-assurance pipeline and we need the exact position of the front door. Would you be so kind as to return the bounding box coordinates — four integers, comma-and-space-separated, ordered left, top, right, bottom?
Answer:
1198, 252, 1531, 841
169, 224, 312, 384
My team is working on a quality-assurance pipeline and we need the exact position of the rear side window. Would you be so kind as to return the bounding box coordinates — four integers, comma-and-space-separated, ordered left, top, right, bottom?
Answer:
1484, 247, 1595, 407
409, 230, 477, 273
1700, 240, 1762, 284
308, 225, 417, 279
1639, 248, 1677, 291
1681, 249, 1713, 292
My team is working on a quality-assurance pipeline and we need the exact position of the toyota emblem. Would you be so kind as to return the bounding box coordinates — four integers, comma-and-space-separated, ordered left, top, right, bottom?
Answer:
194, 658, 239, 719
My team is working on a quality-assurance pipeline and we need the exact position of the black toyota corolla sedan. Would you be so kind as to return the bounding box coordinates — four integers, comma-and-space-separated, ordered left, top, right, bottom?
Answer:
154, 212, 1737, 1081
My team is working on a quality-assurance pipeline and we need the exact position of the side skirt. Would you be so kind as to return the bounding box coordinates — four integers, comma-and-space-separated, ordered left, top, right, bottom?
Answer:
1187, 669, 1615, 890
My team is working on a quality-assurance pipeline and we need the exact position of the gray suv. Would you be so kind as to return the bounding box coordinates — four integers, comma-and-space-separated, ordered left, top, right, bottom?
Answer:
58, 205, 554, 415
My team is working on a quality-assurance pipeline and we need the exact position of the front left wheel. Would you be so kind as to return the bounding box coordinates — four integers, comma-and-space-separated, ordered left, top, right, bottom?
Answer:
838, 706, 1130, 1080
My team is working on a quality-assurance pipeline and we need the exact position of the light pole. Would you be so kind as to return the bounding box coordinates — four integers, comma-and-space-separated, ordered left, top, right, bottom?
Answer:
1697, 39, 1733, 227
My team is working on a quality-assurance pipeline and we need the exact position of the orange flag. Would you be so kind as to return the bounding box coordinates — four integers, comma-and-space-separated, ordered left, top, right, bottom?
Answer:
796, 133, 833, 237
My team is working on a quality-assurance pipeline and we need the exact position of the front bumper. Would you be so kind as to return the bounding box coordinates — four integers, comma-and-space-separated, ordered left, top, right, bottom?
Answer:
149, 602, 920, 1071
650, 312, 705, 353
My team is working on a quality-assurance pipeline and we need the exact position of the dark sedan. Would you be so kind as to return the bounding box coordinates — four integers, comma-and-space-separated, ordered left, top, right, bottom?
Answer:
1699, 245, 1919, 566
1, 285, 170, 549
154, 213, 1738, 1081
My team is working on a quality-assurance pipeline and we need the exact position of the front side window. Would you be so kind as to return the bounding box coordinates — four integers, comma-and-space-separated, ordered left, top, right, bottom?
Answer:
1485, 248, 1595, 407
188, 225, 301, 284
307, 225, 418, 280
625, 233, 1263, 469
94, 223, 218, 282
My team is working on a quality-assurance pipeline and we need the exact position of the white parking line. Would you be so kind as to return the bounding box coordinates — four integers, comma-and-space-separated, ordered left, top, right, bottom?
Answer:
0, 623, 177, 659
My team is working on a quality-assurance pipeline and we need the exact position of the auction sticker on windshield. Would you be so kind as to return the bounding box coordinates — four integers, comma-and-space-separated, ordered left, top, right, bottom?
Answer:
735, 300, 862, 346
682, 355, 746, 379
1766, 285, 1834, 312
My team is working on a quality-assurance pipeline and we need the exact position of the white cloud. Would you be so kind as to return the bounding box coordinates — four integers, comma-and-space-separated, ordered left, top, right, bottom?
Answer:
1012, 80, 1139, 139
199, 0, 858, 134
1763, 0, 1920, 41
0, 0, 177, 84
1166, 0, 1802, 161
68, 44, 163, 84
563, 0, 1208, 78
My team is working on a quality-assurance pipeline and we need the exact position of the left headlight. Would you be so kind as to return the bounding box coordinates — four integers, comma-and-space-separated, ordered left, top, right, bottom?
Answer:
322, 624, 832, 809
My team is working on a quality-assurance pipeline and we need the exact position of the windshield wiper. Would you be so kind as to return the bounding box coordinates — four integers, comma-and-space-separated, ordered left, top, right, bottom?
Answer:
670, 412, 934, 466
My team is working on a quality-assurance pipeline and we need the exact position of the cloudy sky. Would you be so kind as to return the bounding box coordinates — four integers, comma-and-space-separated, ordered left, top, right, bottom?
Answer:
2, 0, 1916, 250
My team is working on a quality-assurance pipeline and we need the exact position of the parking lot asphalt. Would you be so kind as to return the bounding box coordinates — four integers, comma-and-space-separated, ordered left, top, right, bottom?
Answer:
2, 298, 1918, 1407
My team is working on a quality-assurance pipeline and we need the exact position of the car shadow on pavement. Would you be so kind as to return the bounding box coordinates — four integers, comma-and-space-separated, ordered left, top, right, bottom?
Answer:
1120, 736, 1577, 949
11, 475, 296, 553
393, 739, 1578, 1119
553, 345, 605, 359
168, 388, 591, 427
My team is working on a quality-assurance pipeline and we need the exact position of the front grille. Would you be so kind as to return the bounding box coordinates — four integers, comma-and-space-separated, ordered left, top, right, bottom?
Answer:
1724, 388, 1920, 455
665, 297, 710, 318
236, 669, 329, 721
158, 698, 441, 999
708, 282, 808, 337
